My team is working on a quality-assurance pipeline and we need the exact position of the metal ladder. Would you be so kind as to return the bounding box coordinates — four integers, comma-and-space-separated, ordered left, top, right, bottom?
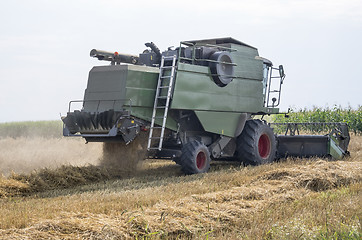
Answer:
147, 55, 177, 151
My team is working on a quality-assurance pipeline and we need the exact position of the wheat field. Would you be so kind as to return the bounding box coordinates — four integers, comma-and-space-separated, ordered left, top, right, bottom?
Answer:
0, 127, 361, 239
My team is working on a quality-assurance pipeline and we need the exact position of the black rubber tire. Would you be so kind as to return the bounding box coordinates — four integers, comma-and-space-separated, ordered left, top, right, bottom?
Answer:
180, 140, 211, 174
236, 119, 276, 165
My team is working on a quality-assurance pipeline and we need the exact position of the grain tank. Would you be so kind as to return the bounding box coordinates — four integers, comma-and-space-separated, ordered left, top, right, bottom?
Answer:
62, 37, 349, 174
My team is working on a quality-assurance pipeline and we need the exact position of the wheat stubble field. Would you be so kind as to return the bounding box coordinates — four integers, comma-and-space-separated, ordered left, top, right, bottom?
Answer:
0, 121, 361, 239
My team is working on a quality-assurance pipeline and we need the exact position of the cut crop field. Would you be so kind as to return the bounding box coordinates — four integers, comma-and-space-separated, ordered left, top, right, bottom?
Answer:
0, 121, 361, 239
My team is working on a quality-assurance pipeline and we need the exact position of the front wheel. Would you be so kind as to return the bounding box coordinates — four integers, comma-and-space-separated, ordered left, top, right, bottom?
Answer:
236, 119, 276, 165
180, 140, 211, 174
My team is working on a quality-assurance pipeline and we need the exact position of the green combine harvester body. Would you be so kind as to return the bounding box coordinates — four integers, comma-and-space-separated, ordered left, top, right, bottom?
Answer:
62, 37, 350, 174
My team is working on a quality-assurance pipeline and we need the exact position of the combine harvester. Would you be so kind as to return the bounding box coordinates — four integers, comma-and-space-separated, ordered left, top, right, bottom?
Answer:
62, 37, 350, 174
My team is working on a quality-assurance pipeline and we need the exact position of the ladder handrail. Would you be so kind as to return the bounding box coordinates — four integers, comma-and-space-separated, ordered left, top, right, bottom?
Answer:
266, 66, 284, 108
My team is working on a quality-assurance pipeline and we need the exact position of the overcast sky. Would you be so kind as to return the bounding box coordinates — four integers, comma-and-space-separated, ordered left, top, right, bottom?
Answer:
0, 0, 361, 123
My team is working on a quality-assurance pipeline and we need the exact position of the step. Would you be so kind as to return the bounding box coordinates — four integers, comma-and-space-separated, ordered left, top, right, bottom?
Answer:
148, 147, 161, 150
161, 66, 173, 69
149, 137, 163, 140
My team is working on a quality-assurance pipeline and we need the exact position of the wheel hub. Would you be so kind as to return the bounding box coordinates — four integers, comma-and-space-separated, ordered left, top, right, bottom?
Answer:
196, 151, 206, 170
258, 134, 271, 159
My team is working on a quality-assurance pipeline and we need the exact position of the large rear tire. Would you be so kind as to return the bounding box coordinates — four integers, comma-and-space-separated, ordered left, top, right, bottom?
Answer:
237, 119, 276, 165
180, 140, 211, 174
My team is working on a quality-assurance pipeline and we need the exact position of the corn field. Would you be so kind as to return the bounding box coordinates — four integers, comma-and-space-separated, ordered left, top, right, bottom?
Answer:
273, 106, 362, 135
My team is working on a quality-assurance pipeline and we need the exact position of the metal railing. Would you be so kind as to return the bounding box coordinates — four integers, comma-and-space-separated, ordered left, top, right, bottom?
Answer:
269, 122, 348, 136
178, 41, 237, 65
67, 98, 133, 114
265, 65, 285, 108
176, 41, 237, 79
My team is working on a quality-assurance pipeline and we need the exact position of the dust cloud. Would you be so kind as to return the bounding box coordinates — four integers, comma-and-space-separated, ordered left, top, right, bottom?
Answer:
99, 131, 149, 173
0, 137, 102, 176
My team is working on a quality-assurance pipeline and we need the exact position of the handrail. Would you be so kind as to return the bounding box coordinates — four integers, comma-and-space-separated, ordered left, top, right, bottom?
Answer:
203, 44, 238, 52
178, 41, 238, 66
179, 41, 237, 51
269, 122, 349, 136
68, 98, 133, 114
266, 66, 285, 108
178, 56, 237, 66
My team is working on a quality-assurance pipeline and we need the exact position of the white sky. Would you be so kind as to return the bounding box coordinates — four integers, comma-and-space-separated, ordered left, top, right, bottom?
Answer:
0, 0, 361, 122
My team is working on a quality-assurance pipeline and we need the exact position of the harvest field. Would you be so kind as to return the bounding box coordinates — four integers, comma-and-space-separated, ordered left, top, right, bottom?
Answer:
0, 114, 361, 239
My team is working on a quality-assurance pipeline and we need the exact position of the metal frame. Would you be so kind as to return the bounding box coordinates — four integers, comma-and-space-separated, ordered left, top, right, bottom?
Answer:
272, 122, 350, 159
63, 98, 133, 137
67, 99, 133, 114
270, 122, 348, 136
265, 66, 285, 107
147, 55, 177, 151
177, 41, 237, 79
63, 118, 120, 138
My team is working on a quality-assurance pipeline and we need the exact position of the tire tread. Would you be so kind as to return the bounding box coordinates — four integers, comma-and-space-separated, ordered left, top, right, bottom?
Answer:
180, 140, 211, 174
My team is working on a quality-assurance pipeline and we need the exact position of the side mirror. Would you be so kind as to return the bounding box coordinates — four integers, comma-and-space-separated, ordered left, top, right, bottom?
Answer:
279, 65, 285, 83
279, 65, 285, 78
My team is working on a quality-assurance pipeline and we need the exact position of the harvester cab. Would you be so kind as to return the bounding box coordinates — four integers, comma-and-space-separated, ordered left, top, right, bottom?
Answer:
61, 37, 349, 174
